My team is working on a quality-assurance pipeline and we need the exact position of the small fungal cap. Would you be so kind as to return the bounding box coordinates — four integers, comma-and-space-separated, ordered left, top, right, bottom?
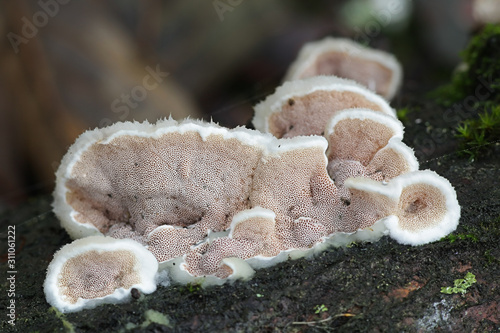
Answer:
284, 37, 403, 100
44, 236, 158, 313
253, 76, 396, 138
343, 176, 400, 230
228, 207, 276, 239
147, 225, 206, 263
386, 170, 461, 245
325, 108, 404, 165
366, 137, 419, 181
167, 254, 256, 287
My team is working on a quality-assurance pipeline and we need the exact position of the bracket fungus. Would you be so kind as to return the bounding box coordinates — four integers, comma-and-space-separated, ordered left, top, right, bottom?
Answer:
325, 108, 418, 182
252, 76, 396, 138
283, 37, 403, 100
344, 170, 460, 245
50, 116, 458, 285
44, 236, 158, 313
46, 38, 460, 312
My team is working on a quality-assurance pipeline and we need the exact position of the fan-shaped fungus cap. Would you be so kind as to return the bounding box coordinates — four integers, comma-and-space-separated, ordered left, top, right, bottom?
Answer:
284, 37, 403, 100
325, 108, 404, 165
53, 118, 267, 243
44, 236, 158, 313
252, 76, 396, 138
228, 207, 280, 256
324, 109, 418, 185
365, 138, 419, 181
345, 170, 460, 245
386, 170, 461, 245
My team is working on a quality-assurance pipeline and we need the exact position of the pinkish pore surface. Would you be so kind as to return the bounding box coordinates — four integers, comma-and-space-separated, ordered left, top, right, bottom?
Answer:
66, 131, 261, 245
299, 51, 393, 97
268, 90, 384, 138
326, 117, 397, 165
58, 250, 140, 304
398, 183, 447, 232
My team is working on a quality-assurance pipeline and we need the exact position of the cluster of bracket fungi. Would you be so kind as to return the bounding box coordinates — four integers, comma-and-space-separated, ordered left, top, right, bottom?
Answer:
45, 37, 460, 313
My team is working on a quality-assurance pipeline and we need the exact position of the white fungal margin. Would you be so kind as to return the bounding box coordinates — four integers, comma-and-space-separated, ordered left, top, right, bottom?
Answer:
325, 108, 404, 140
385, 170, 461, 245
163, 256, 256, 287
44, 236, 158, 313
283, 37, 403, 100
344, 176, 402, 203
252, 76, 396, 133
379, 138, 420, 172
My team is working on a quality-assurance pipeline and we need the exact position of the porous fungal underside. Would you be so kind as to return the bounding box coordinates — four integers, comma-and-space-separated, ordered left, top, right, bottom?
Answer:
283, 37, 402, 100
268, 90, 384, 137
59, 250, 140, 304
47, 40, 459, 313
44, 236, 158, 313
66, 131, 260, 245
252, 76, 396, 138
398, 184, 447, 232
54, 115, 459, 283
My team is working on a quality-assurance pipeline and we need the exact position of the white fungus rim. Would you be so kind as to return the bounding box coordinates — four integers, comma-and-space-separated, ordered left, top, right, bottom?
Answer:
44, 236, 158, 313
283, 37, 403, 100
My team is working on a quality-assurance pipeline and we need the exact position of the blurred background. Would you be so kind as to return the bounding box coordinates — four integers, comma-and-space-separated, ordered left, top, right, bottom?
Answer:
0, 0, 495, 210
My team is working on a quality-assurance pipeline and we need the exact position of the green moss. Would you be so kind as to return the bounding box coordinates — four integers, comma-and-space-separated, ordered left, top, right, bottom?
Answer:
396, 107, 412, 124
121, 309, 171, 331
48, 307, 75, 333
440, 232, 479, 244
314, 304, 328, 314
431, 24, 500, 159
455, 103, 500, 160
440, 272, 477, 295
144, 309, 171, 327
182, 282, 202, 293
433, 24, 500, 107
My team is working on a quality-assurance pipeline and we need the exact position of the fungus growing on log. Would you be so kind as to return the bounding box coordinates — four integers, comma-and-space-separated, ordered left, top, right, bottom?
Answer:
50, 116, 459, 292
283, 37, 402, 100
252, 76, 395, 138
44, 236, 158, 313
47, 38, 460, 311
